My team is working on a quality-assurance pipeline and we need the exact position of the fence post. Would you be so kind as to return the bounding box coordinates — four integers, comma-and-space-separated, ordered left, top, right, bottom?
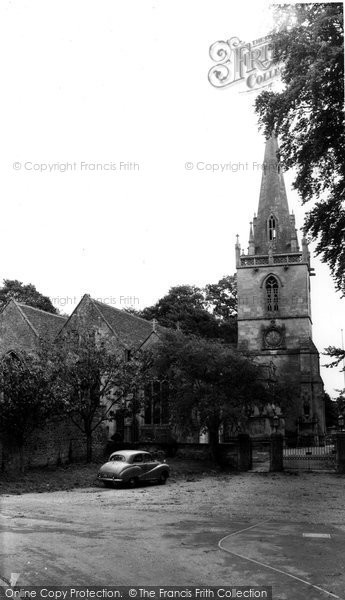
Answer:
270, 433, 284, 472
237, 434, 252, 471
335, 432, 345, 474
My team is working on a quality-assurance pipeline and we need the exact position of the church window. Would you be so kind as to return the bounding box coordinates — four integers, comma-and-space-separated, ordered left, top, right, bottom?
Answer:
144, 381, 169, 425
266, 276, 279, 312
268, 215, 277, 241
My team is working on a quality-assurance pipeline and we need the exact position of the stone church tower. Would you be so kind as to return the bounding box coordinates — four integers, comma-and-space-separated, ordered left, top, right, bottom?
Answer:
236, 136, 325, 437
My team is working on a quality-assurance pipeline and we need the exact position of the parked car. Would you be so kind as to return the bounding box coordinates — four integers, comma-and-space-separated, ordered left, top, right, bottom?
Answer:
97, 450, 170, 487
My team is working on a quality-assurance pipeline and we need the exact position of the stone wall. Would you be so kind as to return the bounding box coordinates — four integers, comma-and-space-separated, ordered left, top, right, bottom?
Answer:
0, 416, 108, 472
105, 441, 241, 469
237, 262, 311, 326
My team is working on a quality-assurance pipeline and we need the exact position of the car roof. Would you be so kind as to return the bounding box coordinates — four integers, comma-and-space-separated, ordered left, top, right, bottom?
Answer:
109, 450, 151, 459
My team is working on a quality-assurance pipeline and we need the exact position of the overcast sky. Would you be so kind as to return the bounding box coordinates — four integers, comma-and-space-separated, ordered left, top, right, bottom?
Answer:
0, 0, 344, 396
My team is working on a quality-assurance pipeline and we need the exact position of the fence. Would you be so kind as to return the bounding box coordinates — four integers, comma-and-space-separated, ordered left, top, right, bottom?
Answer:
283, 435, 337, 472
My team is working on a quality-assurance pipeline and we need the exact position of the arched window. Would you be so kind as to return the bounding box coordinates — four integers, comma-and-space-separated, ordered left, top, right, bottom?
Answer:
268, 215, 277, 241
266, 276, 279, 312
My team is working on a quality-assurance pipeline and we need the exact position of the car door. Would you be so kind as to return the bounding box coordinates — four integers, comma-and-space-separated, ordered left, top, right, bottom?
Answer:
131, 453, 145, 478
141, 453, 159, 480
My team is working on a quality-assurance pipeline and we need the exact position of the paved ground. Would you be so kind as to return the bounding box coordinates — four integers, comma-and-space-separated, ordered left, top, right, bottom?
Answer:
0, 470, 345, 599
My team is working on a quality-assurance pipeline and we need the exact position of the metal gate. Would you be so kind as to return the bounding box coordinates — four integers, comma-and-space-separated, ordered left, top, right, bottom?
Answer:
283, 436, 337, 472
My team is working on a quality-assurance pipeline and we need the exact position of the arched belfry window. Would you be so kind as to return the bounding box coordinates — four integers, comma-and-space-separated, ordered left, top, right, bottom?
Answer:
268, 215, 277, 241
266, 276, 279, 312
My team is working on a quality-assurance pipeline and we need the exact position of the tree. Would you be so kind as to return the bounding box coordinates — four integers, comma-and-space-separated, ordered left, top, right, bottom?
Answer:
127, 278, 238, 343
151, 330, 265, 461
0, 349, 61, 472
324, 392, 339, 428
53, 328, 150, 462
138, 284, 212, 333
255, 3, 345, 292
204, 275, 238, 342
324, 345, 345, 399
204, 274, 237, 321
0, 279, 57, 314
324, 346, 345, 370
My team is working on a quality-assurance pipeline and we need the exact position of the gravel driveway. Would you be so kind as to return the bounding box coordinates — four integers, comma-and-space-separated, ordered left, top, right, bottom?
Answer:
1, 471, 345, 598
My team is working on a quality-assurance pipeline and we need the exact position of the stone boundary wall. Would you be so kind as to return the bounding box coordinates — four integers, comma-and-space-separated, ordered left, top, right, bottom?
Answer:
0, 416, 108, 472
105, 440, 241, 469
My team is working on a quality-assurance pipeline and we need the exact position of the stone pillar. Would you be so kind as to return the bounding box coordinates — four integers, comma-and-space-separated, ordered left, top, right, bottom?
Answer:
336, 433, 345, 474
270, 433, 284, 472
237, 434, 252, 471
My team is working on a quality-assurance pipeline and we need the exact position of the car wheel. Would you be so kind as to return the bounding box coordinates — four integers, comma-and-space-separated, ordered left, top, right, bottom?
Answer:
159, 472, 168, 485
128, 477, 138, 488
103, 481, 113, 488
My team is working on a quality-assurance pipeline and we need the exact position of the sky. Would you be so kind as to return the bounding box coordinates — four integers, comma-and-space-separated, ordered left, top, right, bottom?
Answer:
0, 0, 344, 396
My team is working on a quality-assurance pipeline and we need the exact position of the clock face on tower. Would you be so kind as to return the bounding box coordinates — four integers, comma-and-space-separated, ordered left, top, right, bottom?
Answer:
264, 328, 282, 348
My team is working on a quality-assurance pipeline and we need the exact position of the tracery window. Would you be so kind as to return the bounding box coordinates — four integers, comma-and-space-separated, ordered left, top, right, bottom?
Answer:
266, 276, 279, 312
144, 380, 169, 425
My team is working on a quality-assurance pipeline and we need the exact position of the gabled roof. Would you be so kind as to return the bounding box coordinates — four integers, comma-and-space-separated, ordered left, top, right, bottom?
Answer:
91, 298, 163, 349
17, 303, 67, 340
46, 293, 165, 350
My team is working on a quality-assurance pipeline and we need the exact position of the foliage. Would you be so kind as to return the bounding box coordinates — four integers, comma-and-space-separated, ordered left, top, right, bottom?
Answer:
0, 349, 61, 472
324, 346, 345, 370
151, 330, 265, 459
0, 279, 58, 314
337, 395, 345, 415
127, 277, 238, 343
204, 275, 237, 320
324, 392, 338, 428
324, 345, 345, 396
255, 3, 345, 292
53, 327, 151, 462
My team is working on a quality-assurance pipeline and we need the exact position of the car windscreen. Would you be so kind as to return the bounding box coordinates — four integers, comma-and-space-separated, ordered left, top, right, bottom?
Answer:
110, 455, 126, 462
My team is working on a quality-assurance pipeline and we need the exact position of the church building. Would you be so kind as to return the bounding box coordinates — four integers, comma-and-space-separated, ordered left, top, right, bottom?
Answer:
236, 136, 325, 438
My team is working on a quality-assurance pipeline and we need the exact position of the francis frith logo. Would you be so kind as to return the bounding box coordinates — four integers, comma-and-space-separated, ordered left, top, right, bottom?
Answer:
208, 35, 281, 92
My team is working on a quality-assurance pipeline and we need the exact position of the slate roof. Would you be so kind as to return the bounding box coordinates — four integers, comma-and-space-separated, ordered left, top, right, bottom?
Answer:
91, 298, 163, 349
17, 303, 67, 340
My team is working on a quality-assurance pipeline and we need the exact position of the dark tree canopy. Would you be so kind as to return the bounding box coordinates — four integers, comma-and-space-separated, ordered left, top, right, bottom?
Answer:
127, 277, 238, 343
52, 327, 151, 462
0, 279, 57, 314
255, 3, 345, 292
324, 392, 338, 428
204, 274, 238, 321
151, 330, 265, 459
0, 349, 62, 472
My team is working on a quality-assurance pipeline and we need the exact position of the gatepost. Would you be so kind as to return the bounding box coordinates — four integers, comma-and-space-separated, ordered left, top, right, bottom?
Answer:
237, 433, 252, 471
335, 432, 345, 474
270, 433, 284, 472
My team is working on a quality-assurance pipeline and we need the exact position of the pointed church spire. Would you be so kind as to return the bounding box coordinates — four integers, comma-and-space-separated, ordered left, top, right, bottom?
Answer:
254, 135, 295, 254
